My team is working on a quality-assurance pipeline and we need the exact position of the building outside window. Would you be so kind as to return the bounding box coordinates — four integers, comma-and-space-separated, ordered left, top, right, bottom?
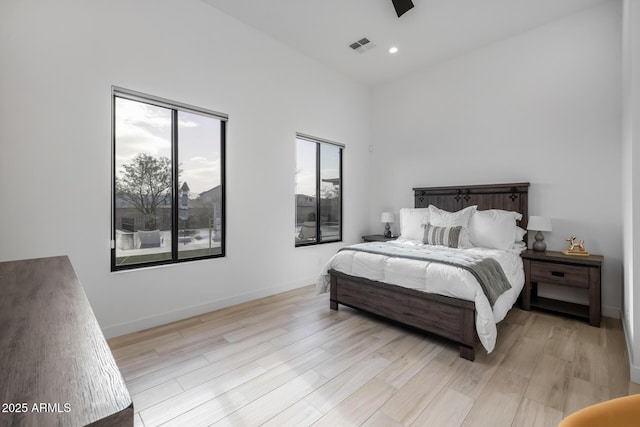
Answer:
295, 133, 343, 246
112, 87, 226, 270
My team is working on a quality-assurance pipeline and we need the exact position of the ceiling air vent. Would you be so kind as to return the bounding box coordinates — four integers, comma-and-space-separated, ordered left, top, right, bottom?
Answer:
349, 37, 376, 54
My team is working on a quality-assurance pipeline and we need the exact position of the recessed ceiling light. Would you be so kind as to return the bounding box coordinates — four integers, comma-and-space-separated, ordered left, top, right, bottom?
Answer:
389, 46, 398, 54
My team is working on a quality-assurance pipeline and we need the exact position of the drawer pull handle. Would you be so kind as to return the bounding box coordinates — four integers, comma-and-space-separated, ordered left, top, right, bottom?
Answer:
551, 271, 565, 277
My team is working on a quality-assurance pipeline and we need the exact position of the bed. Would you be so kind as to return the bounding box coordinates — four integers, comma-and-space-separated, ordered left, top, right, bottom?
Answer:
320, 182, 529, 361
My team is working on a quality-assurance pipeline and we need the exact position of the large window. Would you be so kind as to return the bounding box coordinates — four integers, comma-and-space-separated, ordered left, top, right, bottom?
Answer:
112, 87, 226, 270
295, 134, 343, 246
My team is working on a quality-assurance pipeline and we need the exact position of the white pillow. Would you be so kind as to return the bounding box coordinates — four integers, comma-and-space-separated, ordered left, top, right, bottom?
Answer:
398, 208, 430, 243
428, 205, 476, 248
509, 241, 527, 254
515, 226, 526, 243
428, 205, 477, 227
469, 209, 522, 251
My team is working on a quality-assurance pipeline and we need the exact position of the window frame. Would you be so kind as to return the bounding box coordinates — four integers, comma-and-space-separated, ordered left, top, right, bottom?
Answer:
111, 87, 227, 271
295, 133, 344, 247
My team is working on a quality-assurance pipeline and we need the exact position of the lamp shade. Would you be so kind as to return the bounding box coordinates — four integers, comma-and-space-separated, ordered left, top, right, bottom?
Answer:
381, 212, 395, 223
527, 216, 552, 232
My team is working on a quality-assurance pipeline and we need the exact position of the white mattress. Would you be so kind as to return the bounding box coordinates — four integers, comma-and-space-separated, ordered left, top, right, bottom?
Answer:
317, 241, 524, 353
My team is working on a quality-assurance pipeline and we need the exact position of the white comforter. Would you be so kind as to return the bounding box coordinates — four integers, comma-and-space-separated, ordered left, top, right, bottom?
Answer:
317, 241, 524, 353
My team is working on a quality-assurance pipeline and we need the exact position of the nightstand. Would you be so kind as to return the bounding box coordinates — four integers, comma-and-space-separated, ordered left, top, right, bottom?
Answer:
521, 249, 603, 327
362, 234, 397, 242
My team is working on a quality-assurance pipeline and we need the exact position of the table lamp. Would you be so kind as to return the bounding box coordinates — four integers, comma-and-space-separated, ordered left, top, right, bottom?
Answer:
381, 212, 395, 238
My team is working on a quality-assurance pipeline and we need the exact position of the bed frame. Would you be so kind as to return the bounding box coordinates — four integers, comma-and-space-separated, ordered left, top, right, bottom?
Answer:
329, 182, 530, 361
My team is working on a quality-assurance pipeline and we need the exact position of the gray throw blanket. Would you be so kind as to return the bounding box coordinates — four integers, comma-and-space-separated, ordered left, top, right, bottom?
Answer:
338, 242, 512, 306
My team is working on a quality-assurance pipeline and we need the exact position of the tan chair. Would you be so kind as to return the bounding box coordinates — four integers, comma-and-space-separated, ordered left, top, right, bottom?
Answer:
138, 230, 161, 248
558, 394, 640, 427
298, 221, 316, 241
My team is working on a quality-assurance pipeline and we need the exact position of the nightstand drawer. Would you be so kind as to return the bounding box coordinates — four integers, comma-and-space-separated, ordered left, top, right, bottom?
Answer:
530, 260, 589, 288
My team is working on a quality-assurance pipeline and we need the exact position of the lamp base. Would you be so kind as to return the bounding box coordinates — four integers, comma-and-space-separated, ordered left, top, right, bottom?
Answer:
384, 223, 391, 238
532, 241, 547, 252
532, 230, 547, 252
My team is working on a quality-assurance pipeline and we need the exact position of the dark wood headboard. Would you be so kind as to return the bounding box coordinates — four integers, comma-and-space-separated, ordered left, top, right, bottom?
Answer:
413, 182, 530, 229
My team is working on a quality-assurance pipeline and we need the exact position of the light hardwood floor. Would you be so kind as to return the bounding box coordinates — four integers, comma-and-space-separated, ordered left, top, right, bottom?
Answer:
108, 285, 640, 427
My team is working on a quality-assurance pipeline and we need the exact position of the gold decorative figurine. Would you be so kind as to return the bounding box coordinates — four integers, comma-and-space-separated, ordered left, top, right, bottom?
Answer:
564, 236, 589, 256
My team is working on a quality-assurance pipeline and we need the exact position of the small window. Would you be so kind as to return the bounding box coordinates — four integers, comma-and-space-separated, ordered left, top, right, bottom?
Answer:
295, 134, 343, 246
112, 87, 226, 270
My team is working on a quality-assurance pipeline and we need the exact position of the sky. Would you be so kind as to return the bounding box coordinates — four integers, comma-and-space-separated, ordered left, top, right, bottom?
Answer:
296, 138, 341, 197
114, 97, 221, 198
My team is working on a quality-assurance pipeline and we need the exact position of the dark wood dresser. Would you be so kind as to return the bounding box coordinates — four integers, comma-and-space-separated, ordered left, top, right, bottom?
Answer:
0, 256, 133, 426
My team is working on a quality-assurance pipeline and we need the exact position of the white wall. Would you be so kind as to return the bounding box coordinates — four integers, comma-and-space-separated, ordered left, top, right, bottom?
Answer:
370, 2, 622, 317
0, 0, 629, 360
622, 0, 640, 382
0, 0, 371, 337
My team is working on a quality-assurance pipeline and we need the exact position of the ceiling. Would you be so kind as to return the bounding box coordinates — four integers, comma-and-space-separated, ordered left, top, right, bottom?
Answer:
201, 0, 611, 87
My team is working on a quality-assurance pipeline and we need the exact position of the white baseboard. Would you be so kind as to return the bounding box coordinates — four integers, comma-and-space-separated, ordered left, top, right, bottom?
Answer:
631, 363, 640, 384
102, 277, 317, 339
602, 304, 621, 319
620, 311, 640, 384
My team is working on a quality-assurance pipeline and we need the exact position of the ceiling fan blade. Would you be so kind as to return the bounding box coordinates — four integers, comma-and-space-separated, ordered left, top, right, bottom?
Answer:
391, 0, 414, 18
